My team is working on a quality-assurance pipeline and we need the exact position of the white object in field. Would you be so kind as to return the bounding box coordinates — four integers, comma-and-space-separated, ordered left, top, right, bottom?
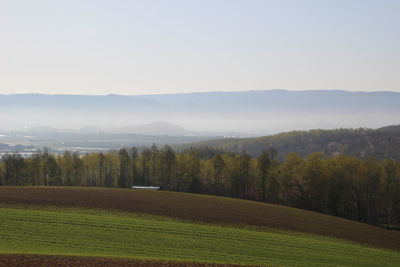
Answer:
131, 186, 160, 190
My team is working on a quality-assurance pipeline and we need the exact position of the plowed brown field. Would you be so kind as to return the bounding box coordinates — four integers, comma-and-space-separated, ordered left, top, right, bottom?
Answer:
0, 254, 255, 267
0, 186, 399, 251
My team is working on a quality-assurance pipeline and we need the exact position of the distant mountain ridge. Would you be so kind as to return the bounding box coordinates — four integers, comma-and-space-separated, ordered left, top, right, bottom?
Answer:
1, 90, 400, 133
23, 122, 246, 137
109, 121, 191, 136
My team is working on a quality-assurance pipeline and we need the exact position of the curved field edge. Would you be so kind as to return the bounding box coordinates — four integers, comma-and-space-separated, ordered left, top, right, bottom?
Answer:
0, 187, 399, 251
1, 206, 400, 267
0, 254, 255, 267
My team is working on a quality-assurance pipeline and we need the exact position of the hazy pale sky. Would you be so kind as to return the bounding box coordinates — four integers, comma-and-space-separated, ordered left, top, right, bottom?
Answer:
1, 0, 399, 95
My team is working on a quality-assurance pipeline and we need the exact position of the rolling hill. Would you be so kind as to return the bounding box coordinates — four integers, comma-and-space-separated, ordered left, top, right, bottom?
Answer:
1, 187, 399, 250
0, 187, 399, 267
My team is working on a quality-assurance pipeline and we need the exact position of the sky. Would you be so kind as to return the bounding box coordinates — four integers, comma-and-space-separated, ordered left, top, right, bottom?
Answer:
1, 0, 399, 95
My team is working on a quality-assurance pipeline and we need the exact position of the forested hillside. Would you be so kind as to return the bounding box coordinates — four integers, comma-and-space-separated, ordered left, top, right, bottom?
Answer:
187, 125, 400, 159
1, 146, 400, 228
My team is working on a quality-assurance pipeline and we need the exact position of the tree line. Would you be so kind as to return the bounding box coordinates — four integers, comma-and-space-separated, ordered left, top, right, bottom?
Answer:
1, 145, 400, 227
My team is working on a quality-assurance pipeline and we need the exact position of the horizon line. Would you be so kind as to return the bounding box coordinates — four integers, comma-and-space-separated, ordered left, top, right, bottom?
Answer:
1, 88, 400, 96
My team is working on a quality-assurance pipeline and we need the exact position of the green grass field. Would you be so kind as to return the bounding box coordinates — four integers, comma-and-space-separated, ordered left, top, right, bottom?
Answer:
2, 187, 399, 251
1, 205, 400, 267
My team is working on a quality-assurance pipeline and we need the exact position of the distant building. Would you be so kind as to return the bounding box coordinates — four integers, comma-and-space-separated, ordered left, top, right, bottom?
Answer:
131, 186, 160, 190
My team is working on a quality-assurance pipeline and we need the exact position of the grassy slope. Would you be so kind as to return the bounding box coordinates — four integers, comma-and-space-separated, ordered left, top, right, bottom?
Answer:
0, 187, 399, 251
1, 206, 400, 267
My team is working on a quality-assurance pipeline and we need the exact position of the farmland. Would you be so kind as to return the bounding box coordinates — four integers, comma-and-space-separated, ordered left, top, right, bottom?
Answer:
0, 187, 399, 251
1, 205, 400, 267
0, 187, 400, 266
0, 254, 246, 267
